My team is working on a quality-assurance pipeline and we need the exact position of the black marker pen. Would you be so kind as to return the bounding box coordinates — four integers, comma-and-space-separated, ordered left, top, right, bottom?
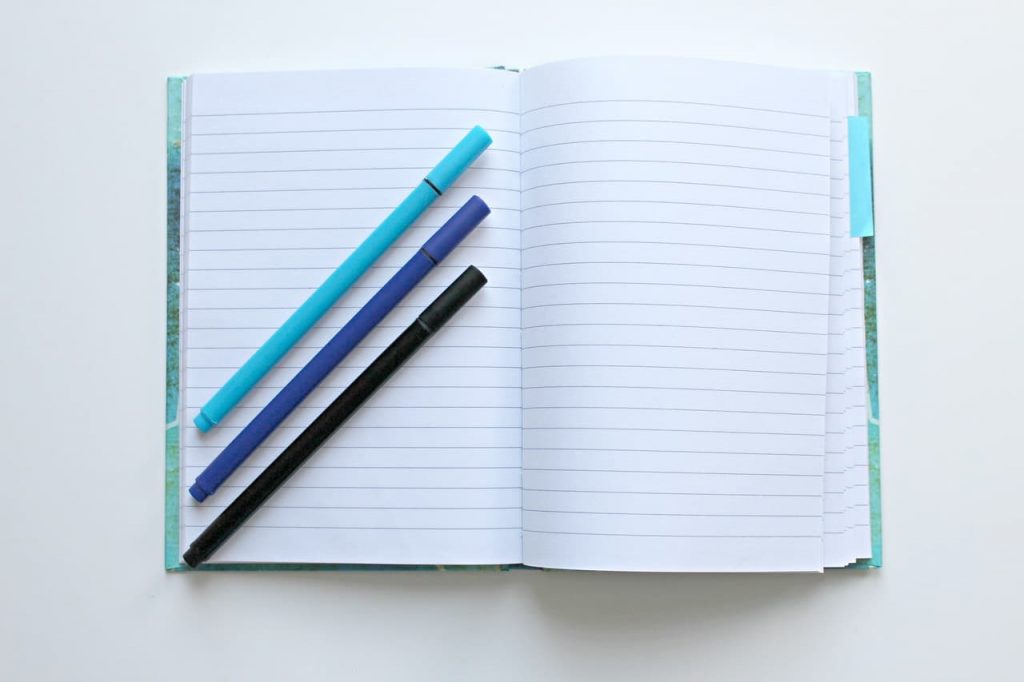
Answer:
183, 266, 488, 568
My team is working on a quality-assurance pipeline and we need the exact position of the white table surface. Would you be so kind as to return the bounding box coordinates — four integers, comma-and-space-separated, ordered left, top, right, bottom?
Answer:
2, 1, 1022, 679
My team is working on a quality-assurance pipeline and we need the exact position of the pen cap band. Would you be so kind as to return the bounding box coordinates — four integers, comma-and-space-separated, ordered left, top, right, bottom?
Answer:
419, 266, 487, 332
424, 126, 492, 193
422, 196, 490, 262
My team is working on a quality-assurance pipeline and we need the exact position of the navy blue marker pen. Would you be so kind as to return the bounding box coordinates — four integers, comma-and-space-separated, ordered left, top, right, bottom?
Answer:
189, 196, 490, 502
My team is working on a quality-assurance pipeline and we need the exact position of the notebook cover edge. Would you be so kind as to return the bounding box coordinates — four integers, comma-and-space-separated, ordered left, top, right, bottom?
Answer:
165, 75, 185, 571
847, 70, 882, 570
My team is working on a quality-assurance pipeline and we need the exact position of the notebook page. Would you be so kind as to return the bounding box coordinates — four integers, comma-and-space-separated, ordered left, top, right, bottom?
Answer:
824, 74, 855, 566
822, 73, 872, 567
179, 69, 523, 564
517, 58, 832, 571
847, 79, 873, 560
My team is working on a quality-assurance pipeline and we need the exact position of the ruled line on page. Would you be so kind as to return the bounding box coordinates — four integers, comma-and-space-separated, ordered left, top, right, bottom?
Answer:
522, 178, 829, 197
188, 364, 521, 371
187, 340, 519, 350
217, 485, 524, 490
524, 509, 820, 517
197, 505, 523, 510
186, 384, 827, 394
522, 427, 821, 435
523, 447, 825, 456
521, 159, 830, 177
187, 304, 519, 311
191, 166, 521, 175
523, 489, 819, 498
520, 119, 829, 137
521, 139, 829, 157
522, 281, 828, 296
188, 225, 522, 233
823, 525, 869, 535
187, 265, 521, 272
191, 185, 523, 195
189, 205, 520, 213
519, 98, 829, 118
522, 343, 827, 355
191, 147, 519, 155
186, 324, 519, 331
522, 322, 828, 335
522, 468, 822, 477
190, 465, 521, 471
189, 283, 520, 289
521, 260, 827, 275
184, 405, 815, 416
521, 365, 823, 376
185, 426, 523, 434
522, 219, 830, 236
521, 199, 829, 216
521, 302, 829, 315
192, 126, 521, 136
184, 525, 522, 531
186, 444, 822, 456
191, 106, 521, 117
522, 406, 824, 416
187, 445, 525, 450
521, 241, 831, 256
522, 530, 820, 538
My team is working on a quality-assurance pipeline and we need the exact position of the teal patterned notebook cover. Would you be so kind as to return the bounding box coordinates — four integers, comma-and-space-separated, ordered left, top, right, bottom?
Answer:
164, 72, 882, 572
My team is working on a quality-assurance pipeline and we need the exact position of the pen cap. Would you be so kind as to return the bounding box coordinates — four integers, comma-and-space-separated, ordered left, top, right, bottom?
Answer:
422, 196, 490, 262
425, 126, 492, 193
419, 266, 487, 332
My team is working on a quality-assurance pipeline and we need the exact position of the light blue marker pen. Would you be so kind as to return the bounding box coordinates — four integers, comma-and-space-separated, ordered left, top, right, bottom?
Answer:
193, 125, 492, 432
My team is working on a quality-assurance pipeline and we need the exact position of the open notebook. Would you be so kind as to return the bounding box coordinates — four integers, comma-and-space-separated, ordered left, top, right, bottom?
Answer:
165, 57, 881, 572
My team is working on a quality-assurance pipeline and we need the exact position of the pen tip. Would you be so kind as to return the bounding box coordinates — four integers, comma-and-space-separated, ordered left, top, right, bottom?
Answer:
182, 547, 201, 568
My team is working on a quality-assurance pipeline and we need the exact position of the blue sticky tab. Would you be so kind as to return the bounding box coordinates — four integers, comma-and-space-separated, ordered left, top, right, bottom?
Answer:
847, 115, 875, 237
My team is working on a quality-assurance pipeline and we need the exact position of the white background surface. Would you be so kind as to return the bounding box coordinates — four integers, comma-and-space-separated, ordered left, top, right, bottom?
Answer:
1, 1, 1022, 679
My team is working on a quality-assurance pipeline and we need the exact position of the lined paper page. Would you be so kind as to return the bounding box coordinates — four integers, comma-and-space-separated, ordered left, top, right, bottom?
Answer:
518, 58, 832, 571
844, 79, 873, 561
179, 69, 523, 564
823, 73, 872, 566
